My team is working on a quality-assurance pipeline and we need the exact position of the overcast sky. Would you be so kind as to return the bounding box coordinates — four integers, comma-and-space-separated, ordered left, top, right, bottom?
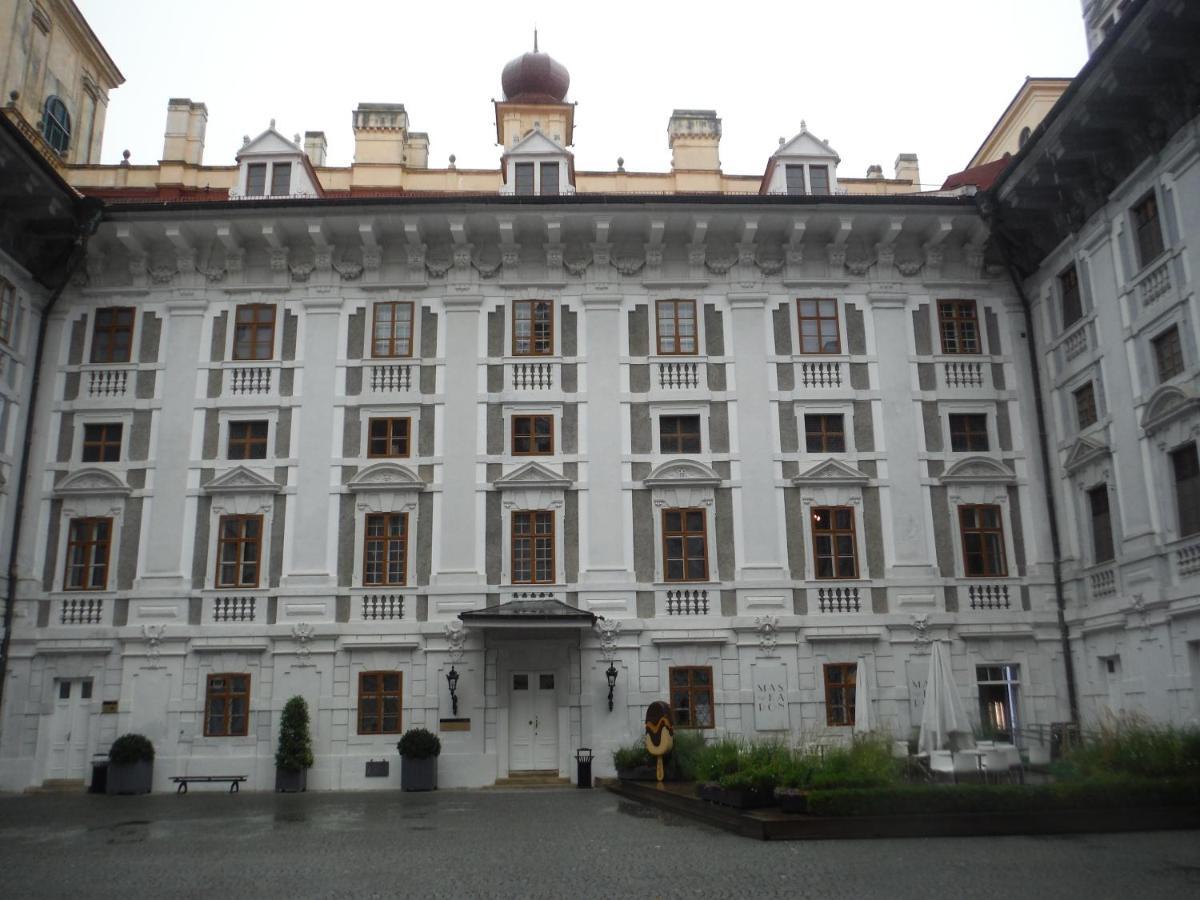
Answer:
78, 0, 1088, 188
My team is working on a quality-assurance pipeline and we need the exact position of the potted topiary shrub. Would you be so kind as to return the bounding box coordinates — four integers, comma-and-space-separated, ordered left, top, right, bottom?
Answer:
275, 696, 315, 792
397, 727, 441, 791
107, 734, 154, 795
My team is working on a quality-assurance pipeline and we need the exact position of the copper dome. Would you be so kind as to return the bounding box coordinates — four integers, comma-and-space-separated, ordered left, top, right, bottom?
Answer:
501, 49, 570, 103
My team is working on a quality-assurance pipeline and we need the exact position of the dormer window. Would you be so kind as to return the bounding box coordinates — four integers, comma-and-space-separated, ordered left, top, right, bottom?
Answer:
271, 163, 291, 196
540, 162, 559, 196
515, 163, 534, 196
809, 166, 830, 195
785, 165, 805, 196
246, 163, 267, 196
245, 162, 291, 197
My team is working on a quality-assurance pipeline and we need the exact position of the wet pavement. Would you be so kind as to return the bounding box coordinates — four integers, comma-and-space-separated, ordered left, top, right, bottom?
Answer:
1, 787, 1198, 898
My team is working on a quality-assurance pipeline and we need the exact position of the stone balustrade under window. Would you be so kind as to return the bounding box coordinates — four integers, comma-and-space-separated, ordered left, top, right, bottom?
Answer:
655, 361, 702, 390
359, 592, 405, 621
966, 582, 1013, 611
663, 588, 711, 616
797, 360, 844, 389
210, 595, 258, 623
85, 367, 131, 399
1175, 539, 1200, 579
1136, 258, 1172, 308
1089, 567, 1117, 600
814, 584, 863, 613
509, 360, 556, 390
941, 360, 986, 390
368, 364, 413, 393
226, 366, 274, 397
57, 596, 107, 625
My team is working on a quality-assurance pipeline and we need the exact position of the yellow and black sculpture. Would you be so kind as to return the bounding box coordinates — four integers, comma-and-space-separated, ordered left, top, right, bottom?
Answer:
643, 701, 674, 783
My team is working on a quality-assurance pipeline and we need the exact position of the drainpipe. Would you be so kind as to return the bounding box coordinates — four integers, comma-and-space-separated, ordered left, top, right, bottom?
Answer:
0, 205, 102, 722
978, 196, 1081, 727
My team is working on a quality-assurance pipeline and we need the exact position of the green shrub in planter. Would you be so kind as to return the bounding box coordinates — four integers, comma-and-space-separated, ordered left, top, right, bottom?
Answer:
397, 728, 441, 791
1055, 718, 1200, 780
107, 734, 154, 795
669, 730, 708, 783
275, 696, 314, 792
612, 741, 651, 772
809, 735, 902, 790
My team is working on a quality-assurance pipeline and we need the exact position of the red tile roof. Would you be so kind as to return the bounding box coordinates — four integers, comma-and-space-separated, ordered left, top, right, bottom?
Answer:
941, 156, 1010, 191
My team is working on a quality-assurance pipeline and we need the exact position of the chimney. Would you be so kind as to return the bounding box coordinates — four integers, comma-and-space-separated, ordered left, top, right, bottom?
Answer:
894, 153, 920, 186
162, 98, 207, 165
668, 109, 721, 172
866, 164, 883, 179
352, 103, 409, 165
304, 131, 327, 167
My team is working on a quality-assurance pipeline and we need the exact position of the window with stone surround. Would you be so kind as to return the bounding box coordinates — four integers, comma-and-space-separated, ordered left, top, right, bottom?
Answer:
204, 674, 250, 737
662, 508, 709, 582
1132, 191, 1165, 269
958, 504, 1007, 577
805, 414, 846, 453
669, 666, 714, 729
367, 417, 411, 458
655, 300, 697, 355
1060, 264, 1082, 329
797, 299, 840, 354
513, 299, 553, 356
1088, 485, 1115, 564
659, 415, 701, 454
363, 512, 408, 586
227, 421, 269, 460
1152, 326, 1184, 383
512, 510, 555, 584
215, 514, 263, 588
937, 300, 980, 355
358, 671, 403, 735
1171, 443, 1200, 538
949, 414, 989, 452
90, 307, 135, 363
512, 414, 554, 455
823, 663, 857, 727
63, 517, 112, 591
811, 506, 858, 579
232, 303, 276, 361
81, 423, 123, 463
372, 301, 415, 358
1074, 382, 1098, 429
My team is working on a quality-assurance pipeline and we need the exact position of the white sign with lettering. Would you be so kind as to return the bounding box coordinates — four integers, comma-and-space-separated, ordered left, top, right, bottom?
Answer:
752, 661, 789, 731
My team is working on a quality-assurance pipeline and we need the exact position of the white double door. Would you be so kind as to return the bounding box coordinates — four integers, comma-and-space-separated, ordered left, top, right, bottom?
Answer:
46, 678, 93, 781
509, 671, 559, 772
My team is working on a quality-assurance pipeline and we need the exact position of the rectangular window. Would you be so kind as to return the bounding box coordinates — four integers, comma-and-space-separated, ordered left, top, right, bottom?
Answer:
215, 514, 262, 588
540, 162, 559, 196
358, 671, 402, 735
204, 674, 250, 737
1132, 191, 1165, 268
811, 506, 858, 579
823, 663, 857, 727
659, 415, 702, 454
1152, 326, 1184, 383
232, 303, 276, 361
81, 423, 123, 463
797, 299, 840, 354
512, 414, 554, 455
1088, 485, 1115, 564
808, 165, 830, 196
513, 299, 553, 356
227, 420, 268, 460
245, 163, 267, 196
364, 512, 408, 586
669, 666, 714, 729
959, 504, 1007, 577
512, 510, 555, 584
371, 301, 414, 358
804, 414, 845, 454
269, 162, 291, 197
514, 162, 534, 196
63, 517, 112, 591
1171, 443, 1200, 537
1074, 382, 1098, 429
1060, 265, 1082, 328
976, 665, 1019, 742
663, 508, 708, 582
785, 165, 805, 196
655, 300, 698, 355
367, 417, 411, 458
90, 307, 135, 363
0, 277, 14, 345
938, 300, 980, 355
948, 413, 989, 452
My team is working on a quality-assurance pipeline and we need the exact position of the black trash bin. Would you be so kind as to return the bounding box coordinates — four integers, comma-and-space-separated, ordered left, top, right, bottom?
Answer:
89, 757, 109, 794
576, 747, 594, 788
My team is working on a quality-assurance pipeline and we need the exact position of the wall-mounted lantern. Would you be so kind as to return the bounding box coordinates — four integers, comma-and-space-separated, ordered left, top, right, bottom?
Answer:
605, 661, 618, 712
446, 665, 460, 717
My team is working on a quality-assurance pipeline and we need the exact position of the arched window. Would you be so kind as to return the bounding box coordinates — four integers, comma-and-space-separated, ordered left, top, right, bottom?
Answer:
42, 96, 71, 155
1018, 126, 1032, 150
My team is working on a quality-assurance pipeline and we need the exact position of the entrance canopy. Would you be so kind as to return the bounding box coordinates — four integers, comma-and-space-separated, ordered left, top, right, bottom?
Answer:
459, 597, 596, 630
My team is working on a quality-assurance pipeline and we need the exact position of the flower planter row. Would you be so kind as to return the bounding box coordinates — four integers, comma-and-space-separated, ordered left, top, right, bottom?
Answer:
697, 782, 809, 812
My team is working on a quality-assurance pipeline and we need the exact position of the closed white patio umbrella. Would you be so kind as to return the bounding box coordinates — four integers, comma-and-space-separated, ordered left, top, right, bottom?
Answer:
918, 641, 976, 753
853, 656, 873, 735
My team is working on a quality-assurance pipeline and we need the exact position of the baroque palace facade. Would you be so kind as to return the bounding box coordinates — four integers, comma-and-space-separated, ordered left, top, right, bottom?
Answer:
0, 0, 1197, 791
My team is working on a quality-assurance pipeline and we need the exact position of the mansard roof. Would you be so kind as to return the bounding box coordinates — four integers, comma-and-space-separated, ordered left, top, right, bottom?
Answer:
203, 465, 281, 494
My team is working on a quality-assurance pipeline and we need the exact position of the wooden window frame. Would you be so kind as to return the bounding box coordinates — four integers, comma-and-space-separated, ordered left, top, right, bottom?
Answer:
90, 306, 135, 363
81, 423, 123, 463
269, 162, 292, 197
669, 665, 715, 730
63, 517, 112, 592
662, 508, 709, 583
1132, 191, 1165, 268
948, 413, 990, 452
1171, 442, 1200, 538
245, 162, 267, 196
371, 301, 415, 358
958, 504, 1008, 578
232, 303, 276, 361
367, 417, 411, 459
514, 162, 535, 196
796, 299, 841, 355
512, 299, 554, 356
784, 164, 806, 196
539, 161, 560, 196
1059, 264, 1083, 328
0, 277, 14, 345
659, 414, 702, 454
823, 662, 857, 727
363, 512, 408, 587
511, 414, 554, 456
804, 413, 846, 454
227, 420, 269, 460
1087, 484, 1115, 564
808, 165, 830, 196
215, 514, 263, 589
937, 299, 981, 355
511, 510, 555, 585
811, 506, 859, 580
1074, 383, 1098, 429
655, 300, 698, 356
357, 671, 403, 735
204, 673, 250, 737
1152, 326, 1184, 383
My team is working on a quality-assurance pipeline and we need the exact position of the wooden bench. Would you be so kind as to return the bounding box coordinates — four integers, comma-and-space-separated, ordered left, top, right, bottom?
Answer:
170, 775, 247, 794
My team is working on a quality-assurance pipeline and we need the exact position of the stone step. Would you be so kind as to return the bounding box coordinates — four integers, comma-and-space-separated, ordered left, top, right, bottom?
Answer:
28, 779, 87, 793
492, 770, 571, 788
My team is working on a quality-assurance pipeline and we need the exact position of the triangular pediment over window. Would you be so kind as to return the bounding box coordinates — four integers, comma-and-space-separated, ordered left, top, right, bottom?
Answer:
643, 458, 723, 487
791, 458, 870, 486
493, 460, 573, 490
204, 465, 281, 495
507, 129, 568, 156
937, 456, 1016, 485
237, 127, 302, 158
54, 467, 131, 497
1063, 436, 1110, 473
775, 127, 840, 162
1140, 384, 1200, 435
347, 462, 426, 493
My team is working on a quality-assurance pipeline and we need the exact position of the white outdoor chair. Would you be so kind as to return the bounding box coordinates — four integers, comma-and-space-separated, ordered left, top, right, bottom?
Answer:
929, 750, 979, 783
892, 740, 910, 760
979, 749, 1012, 783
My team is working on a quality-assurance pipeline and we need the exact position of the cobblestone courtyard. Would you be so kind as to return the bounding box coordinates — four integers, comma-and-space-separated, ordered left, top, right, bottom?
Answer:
1, 788, 1198, 899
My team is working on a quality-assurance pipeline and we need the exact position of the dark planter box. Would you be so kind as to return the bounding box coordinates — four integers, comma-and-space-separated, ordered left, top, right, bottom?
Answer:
107, 760, 152, 795
617, 765, 659, 782
275, 767, 308, 792
401, 755, 438, 791
698, 782, 776, 809
776, 789, 809, 814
